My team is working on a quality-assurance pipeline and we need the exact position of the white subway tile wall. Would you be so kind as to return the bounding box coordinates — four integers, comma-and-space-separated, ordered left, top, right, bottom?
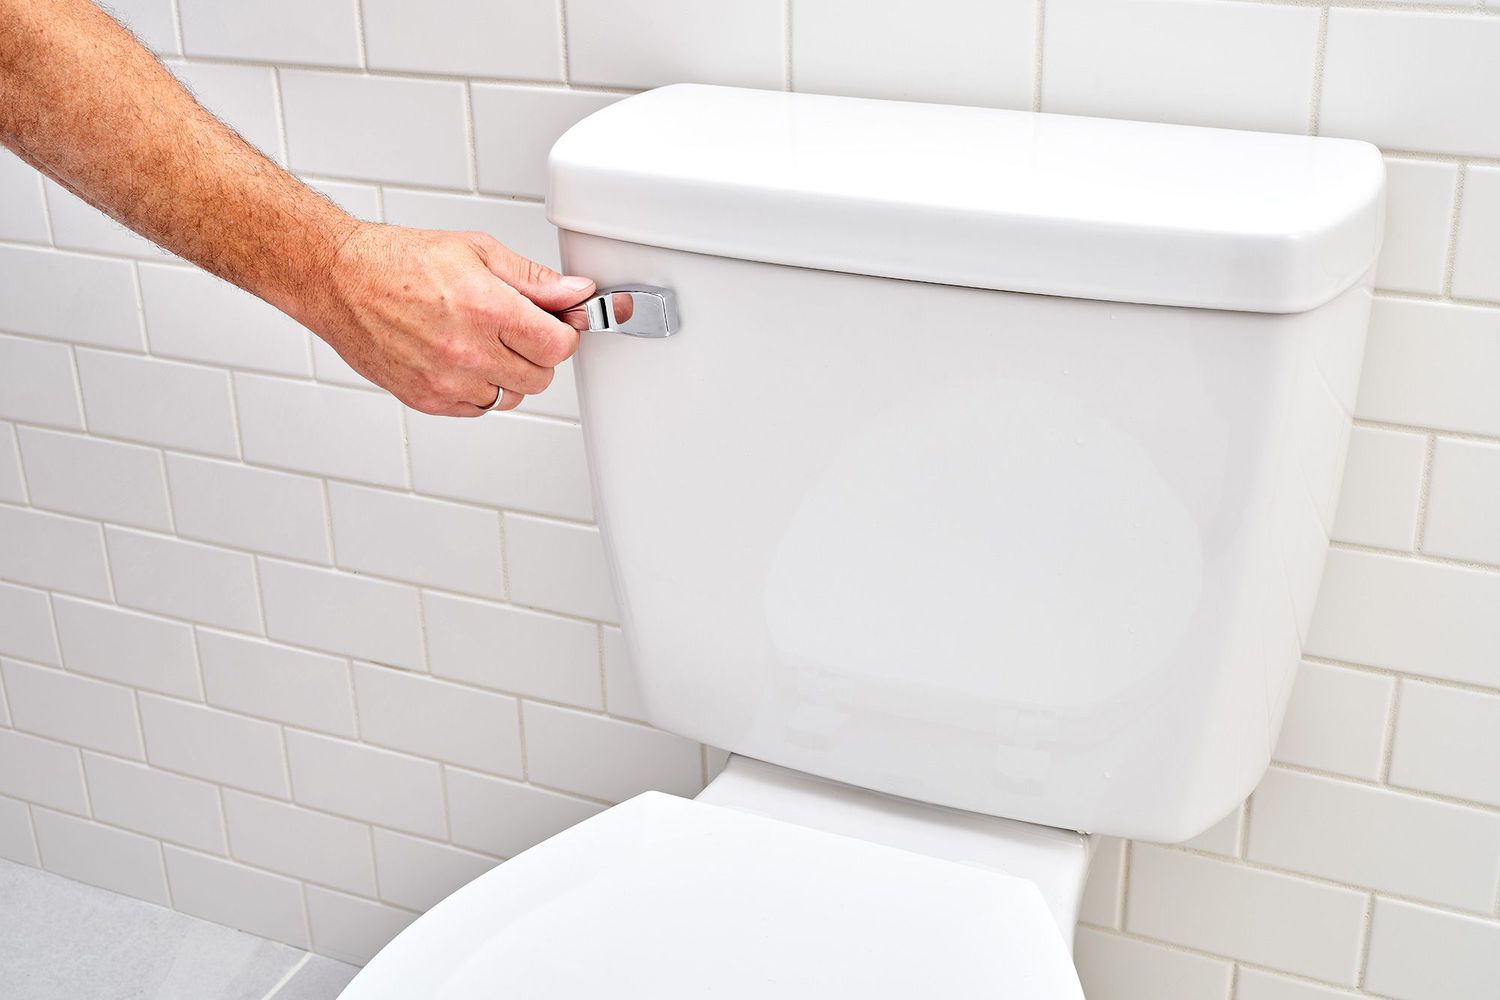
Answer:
0, 2, 1494, 993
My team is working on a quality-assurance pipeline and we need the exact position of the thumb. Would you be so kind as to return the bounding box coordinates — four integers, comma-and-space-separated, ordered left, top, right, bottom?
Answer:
477, 239, 595, 312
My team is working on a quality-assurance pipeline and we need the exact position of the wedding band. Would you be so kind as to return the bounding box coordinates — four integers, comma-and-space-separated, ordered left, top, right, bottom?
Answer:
483, 387, 505, 411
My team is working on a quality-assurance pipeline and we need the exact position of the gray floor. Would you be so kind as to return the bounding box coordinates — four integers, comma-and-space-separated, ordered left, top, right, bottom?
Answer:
0, 860, 359, 1000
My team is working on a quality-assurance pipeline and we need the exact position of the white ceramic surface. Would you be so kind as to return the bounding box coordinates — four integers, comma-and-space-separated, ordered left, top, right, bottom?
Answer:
340, 791, 1085, 999
565, 231, 1371, 841
549, 85, 1384, 313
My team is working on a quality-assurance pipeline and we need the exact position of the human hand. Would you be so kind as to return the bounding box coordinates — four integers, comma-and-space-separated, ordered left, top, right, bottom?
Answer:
309, 223, 595, 416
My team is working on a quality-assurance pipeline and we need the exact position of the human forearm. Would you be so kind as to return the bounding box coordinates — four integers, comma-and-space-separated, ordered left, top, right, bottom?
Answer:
0, 0, 595, 417
0, 0, 353, 321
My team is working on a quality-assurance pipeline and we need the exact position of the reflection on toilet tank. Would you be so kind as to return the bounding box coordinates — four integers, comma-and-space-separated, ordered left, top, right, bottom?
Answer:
569, 232, 1371, 843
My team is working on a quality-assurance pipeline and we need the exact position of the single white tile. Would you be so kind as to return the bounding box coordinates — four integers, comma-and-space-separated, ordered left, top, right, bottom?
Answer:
17, 427, 171, 531
1376, 159, 1459, 296
83, 752, 226, 855
1042, 0, 1320, 133
472, 86, 620, 198
1181, 804, 1242, 857
285, 729, 446, 838
363, 0, 561, 80
1321, 10, 1500, 158
235, 374, 407, 487
0, 505, 110, 599
305, 179, 381, 222
0, 794, 38, 865
139, 692, 290, 798
407, 410, 591, 520
42, 181, 171, 259
566, 0, 782, 89
0, 334, 85, 430
1452, 166, 1500, 302
103, 0, 179, 54
166, 453, 332, 564
353, 662, 523, 777
523, 702, 701, 802
0, 246, 145, 349
32, 808, 170, 905
1237, 969, 1364, 1000
1077, 837, 1125, 928
1072, 926, 1233, 1000
1125, 844, 1366, 983
445, 767, 603, 858
105, 526, 261, 632
1363, 898, 1500, 1000
423, 592, 602, 709
1248, 768, 1500, 912
0, 422, 23, 503
178, 0, 359, 67
199, 629, 355, 736
52, 596, 201, 698
1273, 662, 1393, 781
794, 0, 1033, 109
328, 483, 504, 598
1331, 426, 1426, 550
305, 886, 416, 966
372, 828, 496, 911
504, 513, 618, 622
0, 582, 59, 666
2, 660, 143, 759
258, 559, 424, 670
1307, 549, 1500, 689
0, 729, 89, 815
601, 625, 647, 721
1424, 437, 1500, 567
163, 845, 310, 948
139, 263, 311, 376
281, 70, 468, 188
0, 147, 48, 244
223, 789, 375, 895
77, 350, 238, 457
1390, 680, 1500, 809
381, 190, 561, 272
1357, 299, 1500, 437
169, 61, 283, 162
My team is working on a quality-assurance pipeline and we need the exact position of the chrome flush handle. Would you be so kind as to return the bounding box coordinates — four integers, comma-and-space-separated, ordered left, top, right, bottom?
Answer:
570, 286, 678, 338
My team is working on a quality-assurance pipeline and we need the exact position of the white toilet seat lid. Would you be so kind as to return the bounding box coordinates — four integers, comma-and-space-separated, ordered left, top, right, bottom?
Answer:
342, 792, 1084, 999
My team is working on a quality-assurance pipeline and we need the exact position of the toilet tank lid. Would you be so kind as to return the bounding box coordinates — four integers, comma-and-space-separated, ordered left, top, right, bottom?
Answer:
547, 85, 1384, 314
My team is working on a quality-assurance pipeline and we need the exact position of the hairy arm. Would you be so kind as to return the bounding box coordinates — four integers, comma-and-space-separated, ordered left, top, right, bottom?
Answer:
0, 0, 593, 415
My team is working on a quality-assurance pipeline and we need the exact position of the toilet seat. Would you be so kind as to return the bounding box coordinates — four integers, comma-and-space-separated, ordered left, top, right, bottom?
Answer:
340, 791, 1084, 999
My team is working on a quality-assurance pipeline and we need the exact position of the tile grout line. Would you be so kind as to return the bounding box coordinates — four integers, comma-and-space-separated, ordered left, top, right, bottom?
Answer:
269, 67, 292, 169
1032, 0, 1047, 113
257, 951, 313, 1000
352, 0, 369, 72
1306, 5, 1331, 136
1412, 431, 1438, 557
166, 0, 186, 55
557, 0, 571, 86
1377, 677, 1401, 785
1441, 162, 1469, 297
1354, 891, 1377, 988
783, 0, 793, 92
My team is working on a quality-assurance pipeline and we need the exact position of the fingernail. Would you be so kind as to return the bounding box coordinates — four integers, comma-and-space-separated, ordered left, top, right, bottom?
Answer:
560, 275, 594, 291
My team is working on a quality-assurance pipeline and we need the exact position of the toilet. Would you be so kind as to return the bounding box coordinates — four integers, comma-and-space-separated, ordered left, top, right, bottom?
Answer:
341, 85, 1384, 998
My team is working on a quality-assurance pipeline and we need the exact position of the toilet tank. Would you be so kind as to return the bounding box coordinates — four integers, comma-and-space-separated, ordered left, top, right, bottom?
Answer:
547, 85, 1384, 843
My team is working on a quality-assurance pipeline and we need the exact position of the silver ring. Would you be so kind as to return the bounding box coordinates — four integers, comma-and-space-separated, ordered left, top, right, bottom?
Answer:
483, 387, 505, 412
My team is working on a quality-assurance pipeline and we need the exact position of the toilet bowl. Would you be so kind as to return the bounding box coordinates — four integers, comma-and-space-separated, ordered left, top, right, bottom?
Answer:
341, 85, 1383, 997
